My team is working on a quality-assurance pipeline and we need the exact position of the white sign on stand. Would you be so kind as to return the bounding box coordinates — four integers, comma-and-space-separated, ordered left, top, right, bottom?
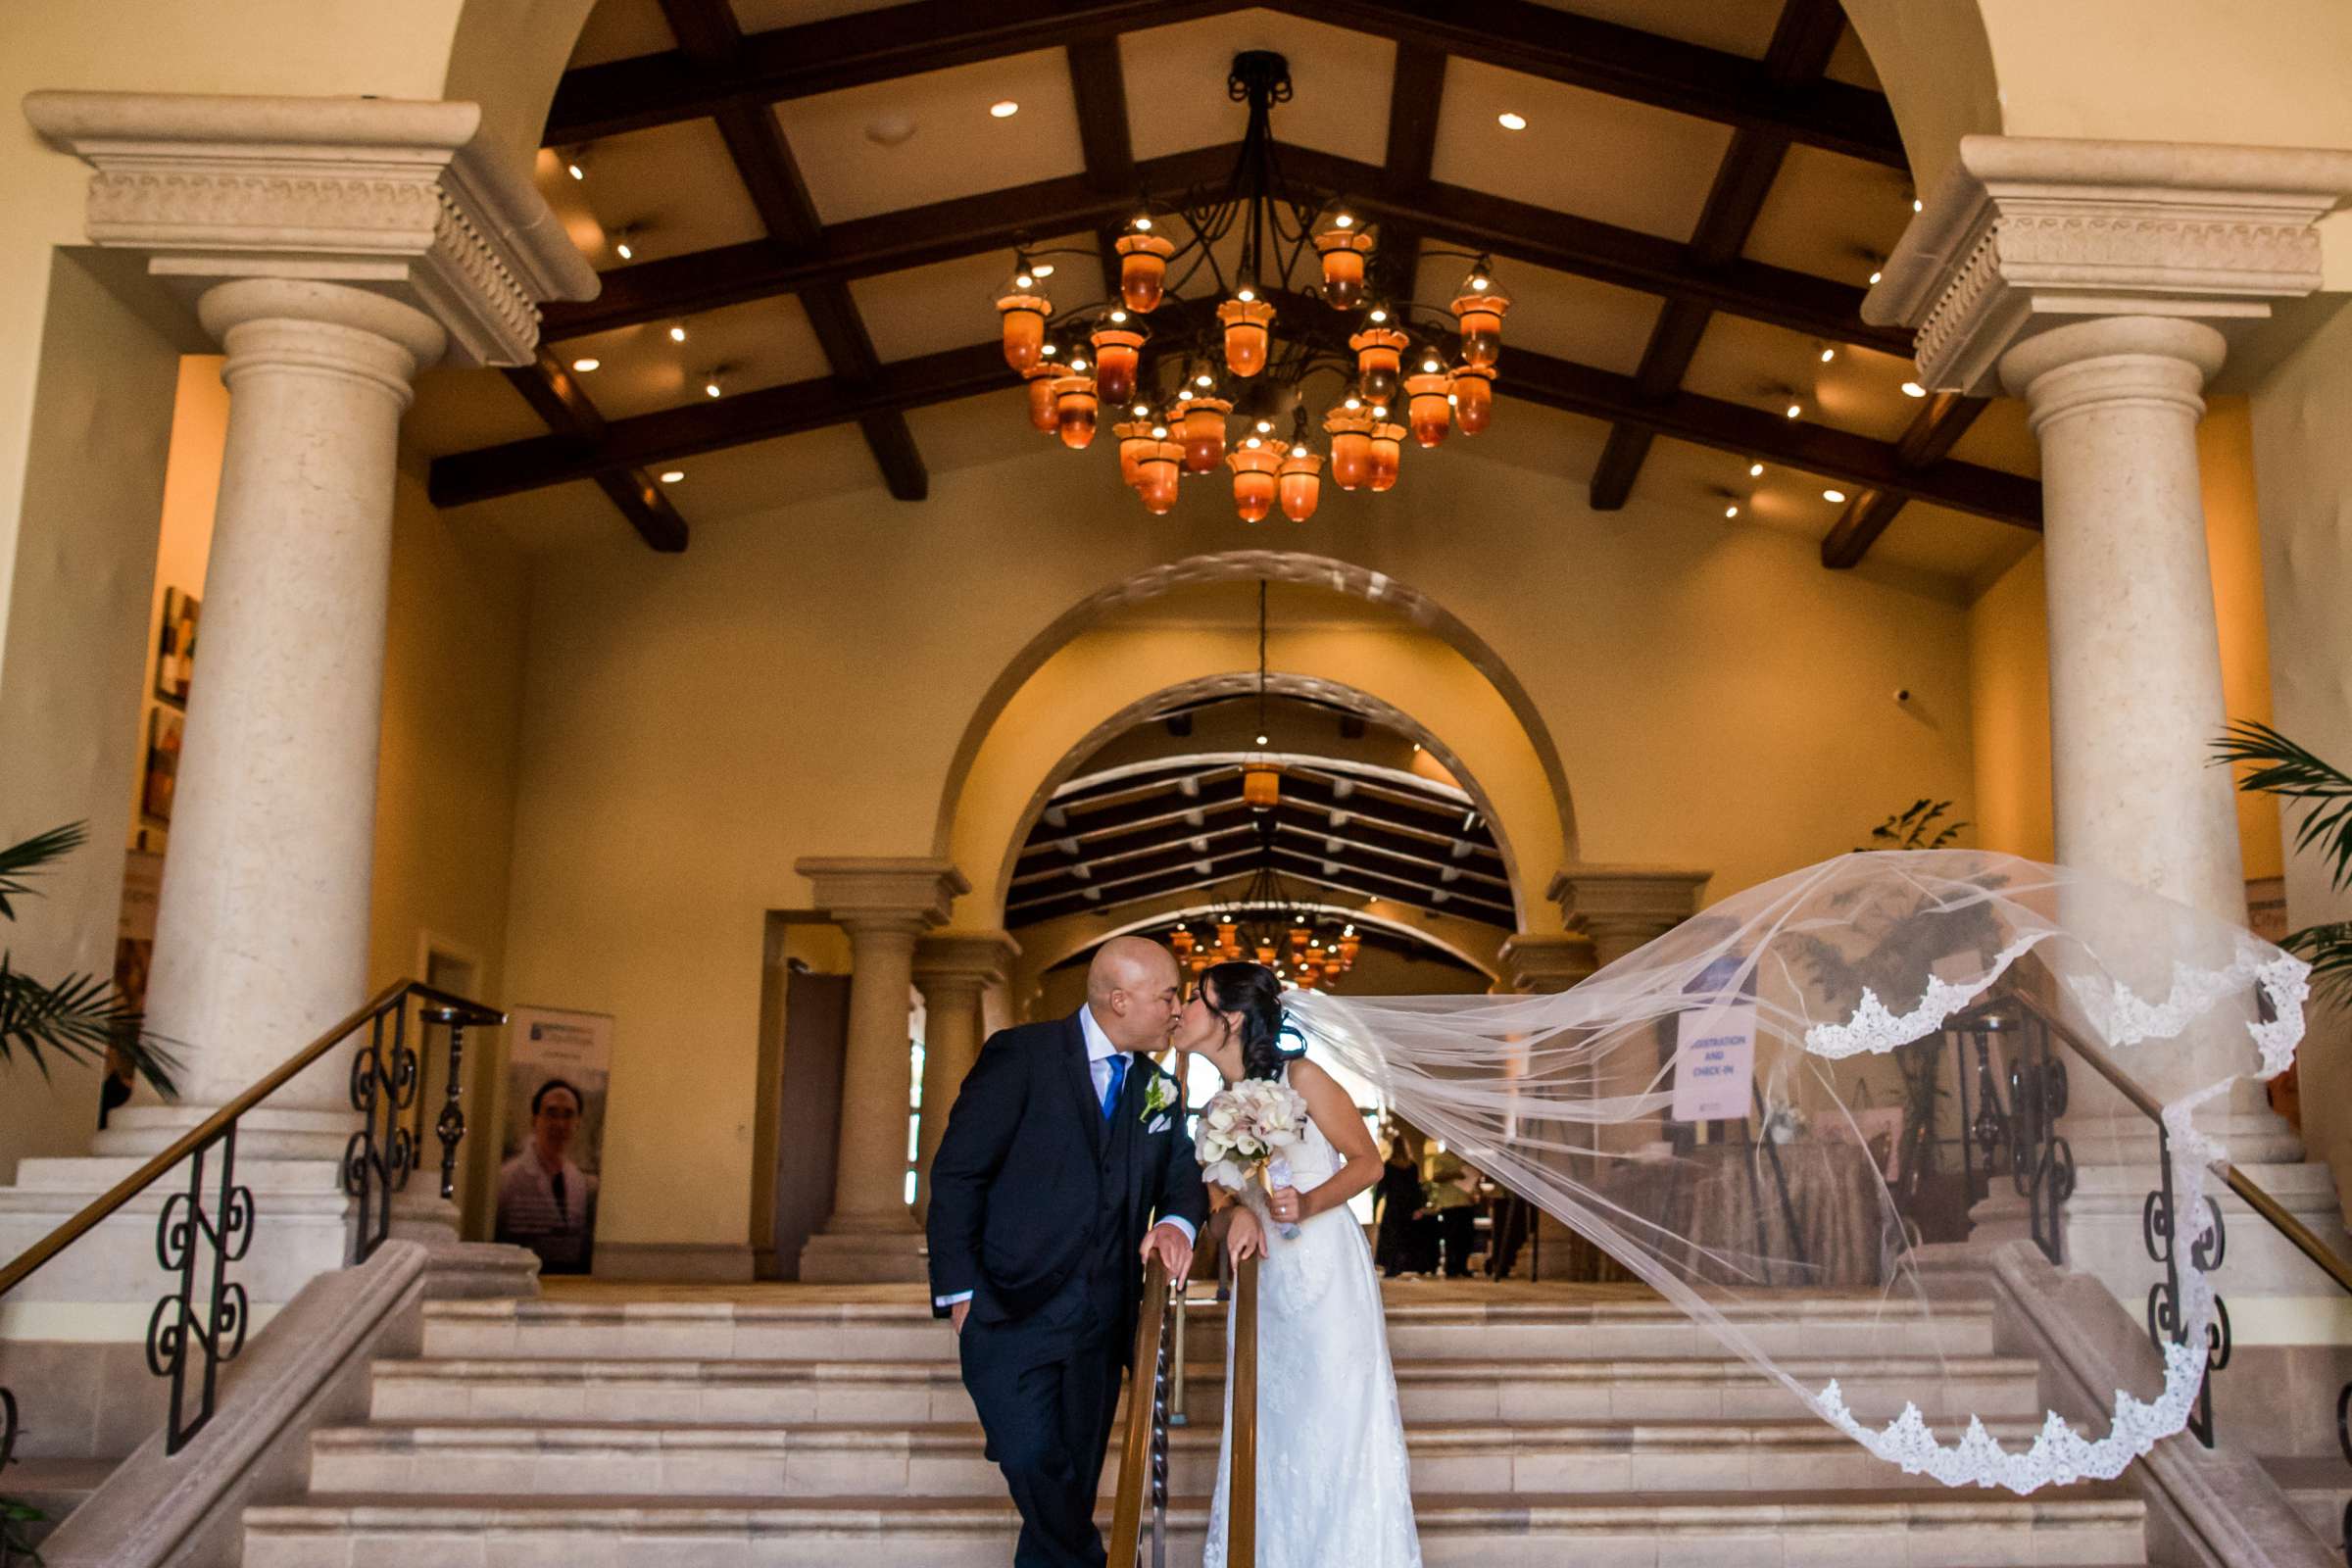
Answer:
1670, 1002, 1757, 1123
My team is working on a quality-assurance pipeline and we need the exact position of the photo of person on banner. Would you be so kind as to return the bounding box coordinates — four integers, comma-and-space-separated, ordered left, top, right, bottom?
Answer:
496, 1076, 600, 1273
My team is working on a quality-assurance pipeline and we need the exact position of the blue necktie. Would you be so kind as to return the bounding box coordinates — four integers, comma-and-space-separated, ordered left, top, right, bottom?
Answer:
1101, 1054, 1126, 1120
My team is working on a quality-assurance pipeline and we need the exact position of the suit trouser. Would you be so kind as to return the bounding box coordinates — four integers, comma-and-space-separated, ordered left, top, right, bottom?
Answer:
959, 1295, 1126, 1568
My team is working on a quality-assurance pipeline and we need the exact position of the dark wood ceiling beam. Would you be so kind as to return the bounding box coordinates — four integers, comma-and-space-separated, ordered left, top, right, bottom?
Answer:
659, 0, 928, 502
1019, 772, 1501, 876
1270, 0, 1900, 167
501, 346, 688, 551
1067, 35, 1138, 298
545, 0, 1900, 168
1267, 847, 1515, 924
1270, 813, 1508, 891
545, 140, 1905, 358
1369, 42, 1445, 304
1820, 390, 1991, 568
436, 333, 2039, 528
1587, 0, 1846, 513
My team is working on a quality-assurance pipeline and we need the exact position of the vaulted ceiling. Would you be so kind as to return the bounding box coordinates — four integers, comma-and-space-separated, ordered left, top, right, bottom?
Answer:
405, 0, 2043, 586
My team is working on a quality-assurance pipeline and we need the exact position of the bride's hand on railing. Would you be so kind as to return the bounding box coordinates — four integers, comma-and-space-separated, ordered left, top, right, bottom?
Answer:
1227, 1205, 1266, 1263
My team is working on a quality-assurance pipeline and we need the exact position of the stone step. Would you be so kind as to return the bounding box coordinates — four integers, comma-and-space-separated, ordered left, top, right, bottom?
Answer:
2261, 1455, 2348, 1551
240, 1488, 2148, 1568
311, 1415, 2060, 1499
421, 1293, 1998, 1363
0, 1458, 114, 1554
368, 1353, 2045, 1427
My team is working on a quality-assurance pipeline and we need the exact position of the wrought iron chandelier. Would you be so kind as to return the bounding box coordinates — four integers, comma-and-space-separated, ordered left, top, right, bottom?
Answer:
992, 50, 1511, 521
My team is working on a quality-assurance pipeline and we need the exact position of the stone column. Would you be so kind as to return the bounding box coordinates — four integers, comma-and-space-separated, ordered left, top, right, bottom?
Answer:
1548, 865, 1713, 1174
911, 931, 1019, 1221
0, 92, 593, 1302
796, 858, 968, 1283
1868, 134, 2352, 1300
1494, 930, 1605, 1280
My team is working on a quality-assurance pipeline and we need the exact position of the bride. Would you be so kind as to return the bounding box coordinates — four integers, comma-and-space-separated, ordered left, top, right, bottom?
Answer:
1171, 959, 1422, 1568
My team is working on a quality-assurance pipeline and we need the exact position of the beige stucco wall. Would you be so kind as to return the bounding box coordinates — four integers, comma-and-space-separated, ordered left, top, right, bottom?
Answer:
495, 437, 1981, 1254
2251, 301, 2352, 1215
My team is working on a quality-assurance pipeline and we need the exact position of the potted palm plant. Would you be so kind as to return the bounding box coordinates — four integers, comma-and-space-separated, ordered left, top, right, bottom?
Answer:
2216, 721, 2352, 1002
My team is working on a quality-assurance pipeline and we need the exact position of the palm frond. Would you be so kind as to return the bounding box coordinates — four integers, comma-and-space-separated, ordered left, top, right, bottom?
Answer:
0, 956, 180, 1096
1862, 800, 1969, 854
2215, 720, 2352, 892
2283, 920, 2352, 1007
0, 822, 86, 922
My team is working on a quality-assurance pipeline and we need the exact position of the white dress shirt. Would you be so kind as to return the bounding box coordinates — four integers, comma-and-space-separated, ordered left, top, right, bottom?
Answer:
935, 1004, 1196, 1309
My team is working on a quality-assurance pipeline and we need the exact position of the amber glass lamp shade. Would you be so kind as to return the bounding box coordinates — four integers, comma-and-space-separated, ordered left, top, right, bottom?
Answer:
1113, 420, 1155, 487
1314, 229, 1376, 308
1227, 444, 1282, 522
1450, 287, 1513, 368
1022, 364, 1061, 433
997, 292, 1052, 371
1169, 928, 1196, 956
1181, 398, 1232, 474
1278, 451, 1324, 521
1404, 371, 1452, 448
1368, 422, 1404, 492
1450, 365, 1495, 435
1323, 406, 1375, 491
1115, 232, 1176, 314
1137, 441, 1185, 514
1216, 297, 1278, 378
1349, 326, 1408, 408
1243, 765, 1281, 808
1054, 376, 1098, 450
1091, 326, 1144, 406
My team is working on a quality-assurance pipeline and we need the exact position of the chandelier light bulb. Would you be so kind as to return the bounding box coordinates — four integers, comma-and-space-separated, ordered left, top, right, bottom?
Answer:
1043, 343, 1058, 358
1292, 443, 1308, 458
1109, 309, 1128, 323
1470, 275, 1491, 292
1368, 308, 1389, 324
1014, 272, 1034, 289
1245, 435, 1262, 449
1238, 287, 1256, 303
1133, 403, 1150, 416
1152, 425, 1169, 439
1197, 372, 1214, 388
1335, 213, 1354, 228
1422, 358, 1442, 373
1256, 419, 1274, 433
1134, 215, 1153, 231
1370, 404, 1388, 418
1344, 395, 1362, 410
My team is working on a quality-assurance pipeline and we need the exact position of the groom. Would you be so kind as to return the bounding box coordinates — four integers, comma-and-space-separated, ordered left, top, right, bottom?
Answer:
928, 935, 1211, 1568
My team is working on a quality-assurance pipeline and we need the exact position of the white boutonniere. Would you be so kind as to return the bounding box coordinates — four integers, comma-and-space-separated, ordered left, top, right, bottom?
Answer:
1139, 1070, 1178, 1123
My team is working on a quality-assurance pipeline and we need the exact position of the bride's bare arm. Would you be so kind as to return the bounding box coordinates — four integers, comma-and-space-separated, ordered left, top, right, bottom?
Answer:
1285, 1058, 1384, 1219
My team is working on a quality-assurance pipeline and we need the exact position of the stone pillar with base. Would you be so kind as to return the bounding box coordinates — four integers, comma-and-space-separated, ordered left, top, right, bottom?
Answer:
911, 930, 1020, 1222
1868, 134, 2352, 1305
795, 858, 969, 1283
1493, 930, 1602, 1280
0, 92, 594, 1317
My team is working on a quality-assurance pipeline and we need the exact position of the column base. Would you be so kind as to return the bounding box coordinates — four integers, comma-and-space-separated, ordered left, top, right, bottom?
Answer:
1973, 1155, 2352, 1306
799, 1227, 929, 1284
0, 1154, 355, 1337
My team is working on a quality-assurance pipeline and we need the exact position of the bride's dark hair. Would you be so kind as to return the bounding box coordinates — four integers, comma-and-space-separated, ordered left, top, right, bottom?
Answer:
1200, 960, 1295, 1081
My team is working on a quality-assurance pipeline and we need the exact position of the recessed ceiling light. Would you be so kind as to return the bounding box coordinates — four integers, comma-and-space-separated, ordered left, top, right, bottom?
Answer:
668, 325, 687, 343
1748, 463, 1765, 478
614, 239, 633, 260
1901, 380, 1928, 398
1785, 403, 1802, 419
1725, 504, 1740, 518
570, 357, 600, 372
990, 100, 1019, 119
1255, 734, 1269, 745
1868, 269, 1884, 285
1823, 488, 1847, 503
1497, 112, 1528, 131
1819, 346, 1837, 363
565, 160, 585, 180
660, 470, 685, 483
704, 381, 722, 399
1912, 196, 1924, 213
864, 113, 916, 147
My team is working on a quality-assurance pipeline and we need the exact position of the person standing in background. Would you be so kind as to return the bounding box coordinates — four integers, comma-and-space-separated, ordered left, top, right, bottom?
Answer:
1372, 1136, 1427, 1278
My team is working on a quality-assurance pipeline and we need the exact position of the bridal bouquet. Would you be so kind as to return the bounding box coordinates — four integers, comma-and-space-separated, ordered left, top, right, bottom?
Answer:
1196, 1078, 1310, 1239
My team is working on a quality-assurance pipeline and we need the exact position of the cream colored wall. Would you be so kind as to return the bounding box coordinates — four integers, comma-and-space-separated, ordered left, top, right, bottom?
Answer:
1964, 401, 2286, 878
0, 251, 178, 1184
1966, 547, 2053, 862
2251, 301, 2352, 1213
497, 439, 1979, 1254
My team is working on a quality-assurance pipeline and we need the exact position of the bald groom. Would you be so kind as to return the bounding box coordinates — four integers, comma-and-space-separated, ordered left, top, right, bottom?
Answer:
926, 936, 1211, 1568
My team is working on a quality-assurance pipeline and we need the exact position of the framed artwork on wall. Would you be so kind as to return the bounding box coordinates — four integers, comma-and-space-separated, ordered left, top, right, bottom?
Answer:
155, 587, 199, 704
143, 707, 183, 822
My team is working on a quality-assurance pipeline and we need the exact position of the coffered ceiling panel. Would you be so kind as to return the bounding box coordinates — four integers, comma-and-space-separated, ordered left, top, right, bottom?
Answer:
1122, 9, 1395, 167
1681, 313, 1919, 444
541, 118, 763, 268
648, 421, 884, 524
849, 231, 1095, 365
772, 49, 1085, 225
1523, 0, 1784, 58
1416, 253, 1663, 377
1431, 58, 1731, 244
553, 294, 834, 419
1741, 141, 1912, 284
406, 367, 557, 459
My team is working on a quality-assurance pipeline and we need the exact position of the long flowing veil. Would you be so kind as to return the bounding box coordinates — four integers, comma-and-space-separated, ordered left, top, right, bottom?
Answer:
1280, 850, 2309, 1494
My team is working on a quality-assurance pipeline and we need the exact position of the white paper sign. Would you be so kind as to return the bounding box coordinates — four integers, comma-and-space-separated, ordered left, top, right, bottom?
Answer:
1670, 1003, 1757, 1122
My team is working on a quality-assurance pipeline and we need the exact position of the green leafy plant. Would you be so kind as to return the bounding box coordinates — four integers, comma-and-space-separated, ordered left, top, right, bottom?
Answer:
0, 823, 177, 1095
2215, 720, 2352, 1004
1859, 799, 1968, 854
1, 1494, 46, 1566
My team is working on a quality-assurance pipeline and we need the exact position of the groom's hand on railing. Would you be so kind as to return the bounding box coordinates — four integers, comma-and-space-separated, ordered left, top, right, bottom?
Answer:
1139, 1221, 1194, 1284
1227, 1206, 1266, 1263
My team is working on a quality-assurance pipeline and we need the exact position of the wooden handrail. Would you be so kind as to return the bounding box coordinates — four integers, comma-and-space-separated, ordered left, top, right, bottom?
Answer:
1228, 1250, 1259, 1568
2002, 989, 2352, 1298
0, 978, 504, 1301
1108, 1254, 1171, 1564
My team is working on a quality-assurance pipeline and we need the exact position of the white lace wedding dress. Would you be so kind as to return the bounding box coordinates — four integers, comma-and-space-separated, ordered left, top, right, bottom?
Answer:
1202, 1061, 1421, 1567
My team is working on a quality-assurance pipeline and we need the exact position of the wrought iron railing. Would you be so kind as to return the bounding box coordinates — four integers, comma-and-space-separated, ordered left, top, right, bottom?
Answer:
1937, 983, 2352, 1471
0, 980, 503, 1463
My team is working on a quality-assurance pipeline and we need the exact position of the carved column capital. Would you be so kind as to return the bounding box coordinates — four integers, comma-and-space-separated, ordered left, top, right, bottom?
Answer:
1494, 932, 1597, 995
1545, 864, 1711, 968
798, 857, 969, 932
1863, 134, 2352, 395
24, 90, 597, 367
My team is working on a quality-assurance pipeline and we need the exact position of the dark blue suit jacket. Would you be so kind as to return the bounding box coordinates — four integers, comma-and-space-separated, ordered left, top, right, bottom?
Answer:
926, 1010, 1209, 1326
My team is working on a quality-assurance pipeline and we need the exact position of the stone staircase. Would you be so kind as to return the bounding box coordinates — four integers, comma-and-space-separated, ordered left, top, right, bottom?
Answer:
236, 1284, 2155, 1567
